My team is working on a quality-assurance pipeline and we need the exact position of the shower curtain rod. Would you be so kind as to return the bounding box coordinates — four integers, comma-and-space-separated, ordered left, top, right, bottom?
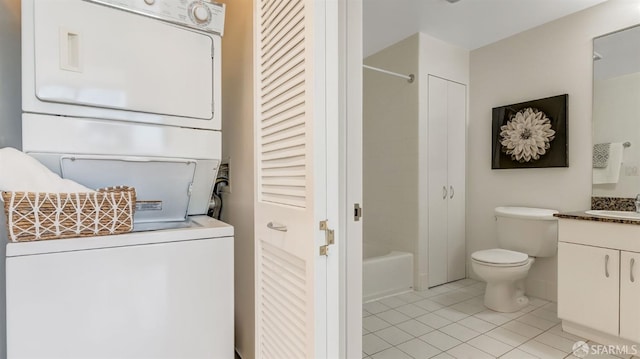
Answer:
363, 64, 415, 83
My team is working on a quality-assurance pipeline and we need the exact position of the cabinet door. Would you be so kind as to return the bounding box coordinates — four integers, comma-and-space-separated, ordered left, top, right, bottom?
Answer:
446, 81, 466, 282
558, 242, 619, 336
620, 251, 640, 342
427, 76, 449, 287
427, 76, 467, 287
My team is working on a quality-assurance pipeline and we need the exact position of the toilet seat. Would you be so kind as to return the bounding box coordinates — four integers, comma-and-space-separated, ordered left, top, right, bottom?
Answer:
472, 249, 529, 267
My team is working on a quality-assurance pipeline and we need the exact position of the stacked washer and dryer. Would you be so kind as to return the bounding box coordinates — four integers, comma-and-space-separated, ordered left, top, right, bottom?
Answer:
6, 1, 233, 357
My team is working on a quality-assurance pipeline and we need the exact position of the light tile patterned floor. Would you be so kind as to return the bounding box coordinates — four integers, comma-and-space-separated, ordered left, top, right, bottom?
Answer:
363, 279, 637, 359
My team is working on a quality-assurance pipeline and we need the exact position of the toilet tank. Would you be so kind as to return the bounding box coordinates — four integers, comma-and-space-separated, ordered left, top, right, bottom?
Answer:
495, 206, 559, 257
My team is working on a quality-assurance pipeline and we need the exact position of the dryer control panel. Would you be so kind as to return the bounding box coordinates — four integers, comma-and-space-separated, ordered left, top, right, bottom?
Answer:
84, 0, 225, 36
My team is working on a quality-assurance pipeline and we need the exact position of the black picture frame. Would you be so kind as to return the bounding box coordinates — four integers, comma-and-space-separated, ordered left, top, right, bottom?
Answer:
491, 94, 568, 169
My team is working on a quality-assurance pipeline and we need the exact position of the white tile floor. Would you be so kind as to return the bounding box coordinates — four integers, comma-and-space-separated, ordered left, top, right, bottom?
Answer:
363, 279, 638, 359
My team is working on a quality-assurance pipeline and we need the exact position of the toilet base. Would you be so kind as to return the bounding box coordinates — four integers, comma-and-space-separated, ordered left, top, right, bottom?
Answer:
483, 279, 529, 313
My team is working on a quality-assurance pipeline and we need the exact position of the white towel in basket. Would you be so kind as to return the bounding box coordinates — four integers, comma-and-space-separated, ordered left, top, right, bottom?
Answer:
0, 147, 94, 193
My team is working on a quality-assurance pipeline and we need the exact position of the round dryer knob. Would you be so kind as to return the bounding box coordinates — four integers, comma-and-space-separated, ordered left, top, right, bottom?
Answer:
144, 0, 155, 4
192, 4, 211, 24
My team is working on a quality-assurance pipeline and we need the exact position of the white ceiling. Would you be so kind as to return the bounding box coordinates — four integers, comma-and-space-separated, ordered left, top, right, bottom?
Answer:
364, 0, 608, 57
594, 24, 640, 80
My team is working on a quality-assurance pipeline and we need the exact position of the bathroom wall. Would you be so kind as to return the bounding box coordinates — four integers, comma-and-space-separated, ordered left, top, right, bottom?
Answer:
592, 72, 640, 198
363, 0, 420, 57
363, 34, 419, 278
363, 33, 469, 290
0, 0, 21, 149
468, 0, 640, 301
219, 0, 255, 357
0, 1, 21, 357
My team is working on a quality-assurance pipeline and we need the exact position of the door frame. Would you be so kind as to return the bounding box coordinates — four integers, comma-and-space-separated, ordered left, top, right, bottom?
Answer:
339, 0, 363, 358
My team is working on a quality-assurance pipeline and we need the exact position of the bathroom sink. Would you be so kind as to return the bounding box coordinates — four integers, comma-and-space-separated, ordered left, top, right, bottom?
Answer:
585, 210, 640, 220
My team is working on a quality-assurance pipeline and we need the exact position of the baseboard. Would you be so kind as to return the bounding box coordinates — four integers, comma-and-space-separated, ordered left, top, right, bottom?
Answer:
416, 273, 429, 291
562, 320, 640, 348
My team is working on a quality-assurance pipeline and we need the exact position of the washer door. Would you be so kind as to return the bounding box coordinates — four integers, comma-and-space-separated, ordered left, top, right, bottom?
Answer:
61, 155, 197, 223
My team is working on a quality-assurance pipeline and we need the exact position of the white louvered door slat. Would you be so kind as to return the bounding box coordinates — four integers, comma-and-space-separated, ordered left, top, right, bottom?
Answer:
257, 0, 309, 204
262, 115, 305, 136
255, 0, 333, 357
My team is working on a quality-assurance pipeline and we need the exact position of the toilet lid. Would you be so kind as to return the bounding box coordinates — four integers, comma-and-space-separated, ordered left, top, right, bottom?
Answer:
472, 249, 529, 266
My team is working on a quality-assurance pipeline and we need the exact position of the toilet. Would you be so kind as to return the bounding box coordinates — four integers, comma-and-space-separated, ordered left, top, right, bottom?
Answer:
471, 206, 558, 313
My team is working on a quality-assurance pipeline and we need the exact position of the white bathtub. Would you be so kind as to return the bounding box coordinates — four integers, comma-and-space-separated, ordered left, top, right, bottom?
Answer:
363, 250, 414, 302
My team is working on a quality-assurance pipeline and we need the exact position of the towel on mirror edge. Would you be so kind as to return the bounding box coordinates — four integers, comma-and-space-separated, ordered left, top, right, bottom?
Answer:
592, 143, 610, 168
593, 142, 624, 184
0, 147, 94, 193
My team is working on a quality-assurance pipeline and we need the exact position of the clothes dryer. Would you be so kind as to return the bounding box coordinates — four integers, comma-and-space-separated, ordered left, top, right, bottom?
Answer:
22, 0, 224, 130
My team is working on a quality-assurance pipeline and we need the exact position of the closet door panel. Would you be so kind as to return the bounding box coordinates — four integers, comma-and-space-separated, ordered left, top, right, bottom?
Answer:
446, 81, 466, 282
427, 75, 449, 287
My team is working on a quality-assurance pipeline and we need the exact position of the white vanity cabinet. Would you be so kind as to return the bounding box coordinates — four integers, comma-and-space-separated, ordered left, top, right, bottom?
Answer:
558, 242, 620, 336
620, 251, 640, 342
557, 218, 640, 345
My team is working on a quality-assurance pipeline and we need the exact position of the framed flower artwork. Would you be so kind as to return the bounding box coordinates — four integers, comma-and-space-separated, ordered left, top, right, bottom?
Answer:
491, 94, 568, 169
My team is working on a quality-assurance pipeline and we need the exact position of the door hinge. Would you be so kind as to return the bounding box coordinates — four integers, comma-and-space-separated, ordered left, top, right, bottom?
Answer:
354, 203, 362, 221
319, 220, 335, 256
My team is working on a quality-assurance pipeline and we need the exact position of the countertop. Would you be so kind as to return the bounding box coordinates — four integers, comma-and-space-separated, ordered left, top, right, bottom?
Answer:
554, 211, 640, 225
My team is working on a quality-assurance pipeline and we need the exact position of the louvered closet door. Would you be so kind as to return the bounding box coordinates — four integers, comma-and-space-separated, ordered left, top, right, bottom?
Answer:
254, 0, 330, 358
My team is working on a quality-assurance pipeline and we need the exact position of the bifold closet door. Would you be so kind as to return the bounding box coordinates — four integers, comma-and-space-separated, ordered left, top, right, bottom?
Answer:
427, 75, 466, 288
254, 0, 336, 357
427, 76, 449, 287
446, 81, 466, 282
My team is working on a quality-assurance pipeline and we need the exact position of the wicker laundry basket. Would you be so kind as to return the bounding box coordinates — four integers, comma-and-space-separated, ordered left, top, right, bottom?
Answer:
1, 186, 136, 242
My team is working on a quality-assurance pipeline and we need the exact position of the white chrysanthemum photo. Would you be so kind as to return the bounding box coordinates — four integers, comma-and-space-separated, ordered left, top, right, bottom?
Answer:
499, 107, 556, 163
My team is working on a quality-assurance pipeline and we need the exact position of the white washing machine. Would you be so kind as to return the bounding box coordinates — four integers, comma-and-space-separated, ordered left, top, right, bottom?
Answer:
6, 216, 233, 358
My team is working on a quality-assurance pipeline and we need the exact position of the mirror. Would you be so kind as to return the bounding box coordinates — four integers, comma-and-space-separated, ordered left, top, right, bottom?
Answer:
592, 25, 640, 199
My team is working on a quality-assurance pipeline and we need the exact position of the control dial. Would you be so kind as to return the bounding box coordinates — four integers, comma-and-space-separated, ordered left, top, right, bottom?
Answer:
188, 2, 212, 25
